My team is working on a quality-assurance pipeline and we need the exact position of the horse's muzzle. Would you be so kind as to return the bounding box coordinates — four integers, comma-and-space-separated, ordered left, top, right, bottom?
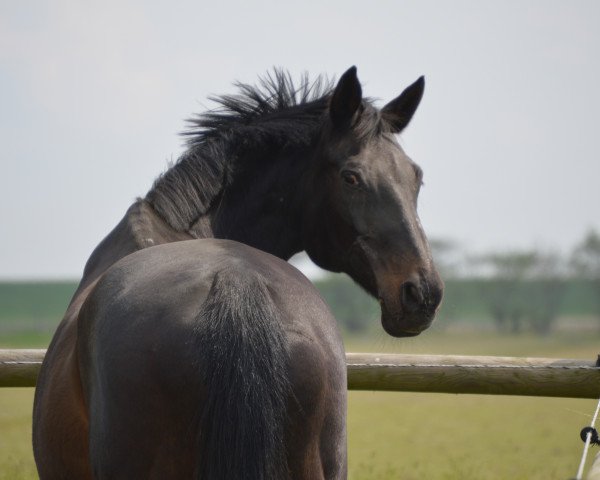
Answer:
379, 274, 443, 338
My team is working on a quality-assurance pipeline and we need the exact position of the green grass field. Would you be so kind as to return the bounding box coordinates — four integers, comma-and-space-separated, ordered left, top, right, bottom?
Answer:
2, 330, 599, 479
344, 331, 600, 479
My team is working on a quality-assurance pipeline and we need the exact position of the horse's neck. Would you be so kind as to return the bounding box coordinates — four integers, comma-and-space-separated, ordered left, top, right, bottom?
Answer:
80, 171, 305, 292
145, 138, 314, 260
206, 196, 303, 261
189, 157, 307, 260
75, 200, 193, 295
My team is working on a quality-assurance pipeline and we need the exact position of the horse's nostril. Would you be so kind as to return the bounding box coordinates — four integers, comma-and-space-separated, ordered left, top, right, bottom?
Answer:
401, 281, 423, 312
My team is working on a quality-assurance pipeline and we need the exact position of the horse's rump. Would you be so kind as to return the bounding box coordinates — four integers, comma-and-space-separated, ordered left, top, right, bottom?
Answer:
77, 239, 344, 479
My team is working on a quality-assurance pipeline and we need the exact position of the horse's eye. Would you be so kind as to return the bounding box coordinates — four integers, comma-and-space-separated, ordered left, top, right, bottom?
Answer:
341, 171, 360, 187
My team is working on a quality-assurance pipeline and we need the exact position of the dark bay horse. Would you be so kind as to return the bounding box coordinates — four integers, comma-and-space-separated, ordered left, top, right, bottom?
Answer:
33, 66, 443, 479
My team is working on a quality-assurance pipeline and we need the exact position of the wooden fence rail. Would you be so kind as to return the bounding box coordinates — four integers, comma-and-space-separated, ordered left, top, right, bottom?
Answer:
0, 350, 45, 387
1, 349, 599, 398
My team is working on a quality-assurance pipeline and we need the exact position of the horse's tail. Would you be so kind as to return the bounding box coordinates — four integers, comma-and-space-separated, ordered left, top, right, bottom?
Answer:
195, 269, 290, 480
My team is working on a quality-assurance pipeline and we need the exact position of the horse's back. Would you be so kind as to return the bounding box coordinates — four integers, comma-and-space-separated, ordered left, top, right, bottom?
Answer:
78, 239, 346, 479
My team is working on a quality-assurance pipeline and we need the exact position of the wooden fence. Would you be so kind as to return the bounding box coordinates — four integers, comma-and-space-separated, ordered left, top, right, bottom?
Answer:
2, 349, 599, 398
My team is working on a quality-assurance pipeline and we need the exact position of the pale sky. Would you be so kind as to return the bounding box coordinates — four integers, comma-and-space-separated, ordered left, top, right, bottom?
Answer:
1, 1, 599, 279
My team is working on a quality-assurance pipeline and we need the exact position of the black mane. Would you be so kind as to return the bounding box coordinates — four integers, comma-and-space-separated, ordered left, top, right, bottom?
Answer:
184, 69, 334, 148
146, 69, 382, 232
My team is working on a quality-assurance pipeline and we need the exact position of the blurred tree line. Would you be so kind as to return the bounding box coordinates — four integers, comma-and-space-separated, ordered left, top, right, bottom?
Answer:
1, 231, 598, 339
313, 230, 600, 336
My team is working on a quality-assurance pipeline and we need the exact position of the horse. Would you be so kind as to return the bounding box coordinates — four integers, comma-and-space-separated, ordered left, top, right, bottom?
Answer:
32, 66, 443, 479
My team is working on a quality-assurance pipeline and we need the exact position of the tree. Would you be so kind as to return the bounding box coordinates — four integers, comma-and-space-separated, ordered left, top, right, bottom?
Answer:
475, 251, 537, 333
571, 229, 600, 326
475, 250, 567, 335
429, 238, 467, 326
526, 252, 567, 335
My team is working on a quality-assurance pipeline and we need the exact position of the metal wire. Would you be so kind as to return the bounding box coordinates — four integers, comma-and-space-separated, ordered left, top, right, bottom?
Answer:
576, 396, 600, 480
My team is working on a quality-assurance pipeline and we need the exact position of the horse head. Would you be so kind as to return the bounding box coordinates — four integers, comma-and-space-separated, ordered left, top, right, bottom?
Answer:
303, 66, 443, 337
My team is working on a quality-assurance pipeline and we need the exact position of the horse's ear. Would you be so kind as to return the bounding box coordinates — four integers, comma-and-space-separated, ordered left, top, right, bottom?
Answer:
381, 76, 425, 133
330, 66, 362, 128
